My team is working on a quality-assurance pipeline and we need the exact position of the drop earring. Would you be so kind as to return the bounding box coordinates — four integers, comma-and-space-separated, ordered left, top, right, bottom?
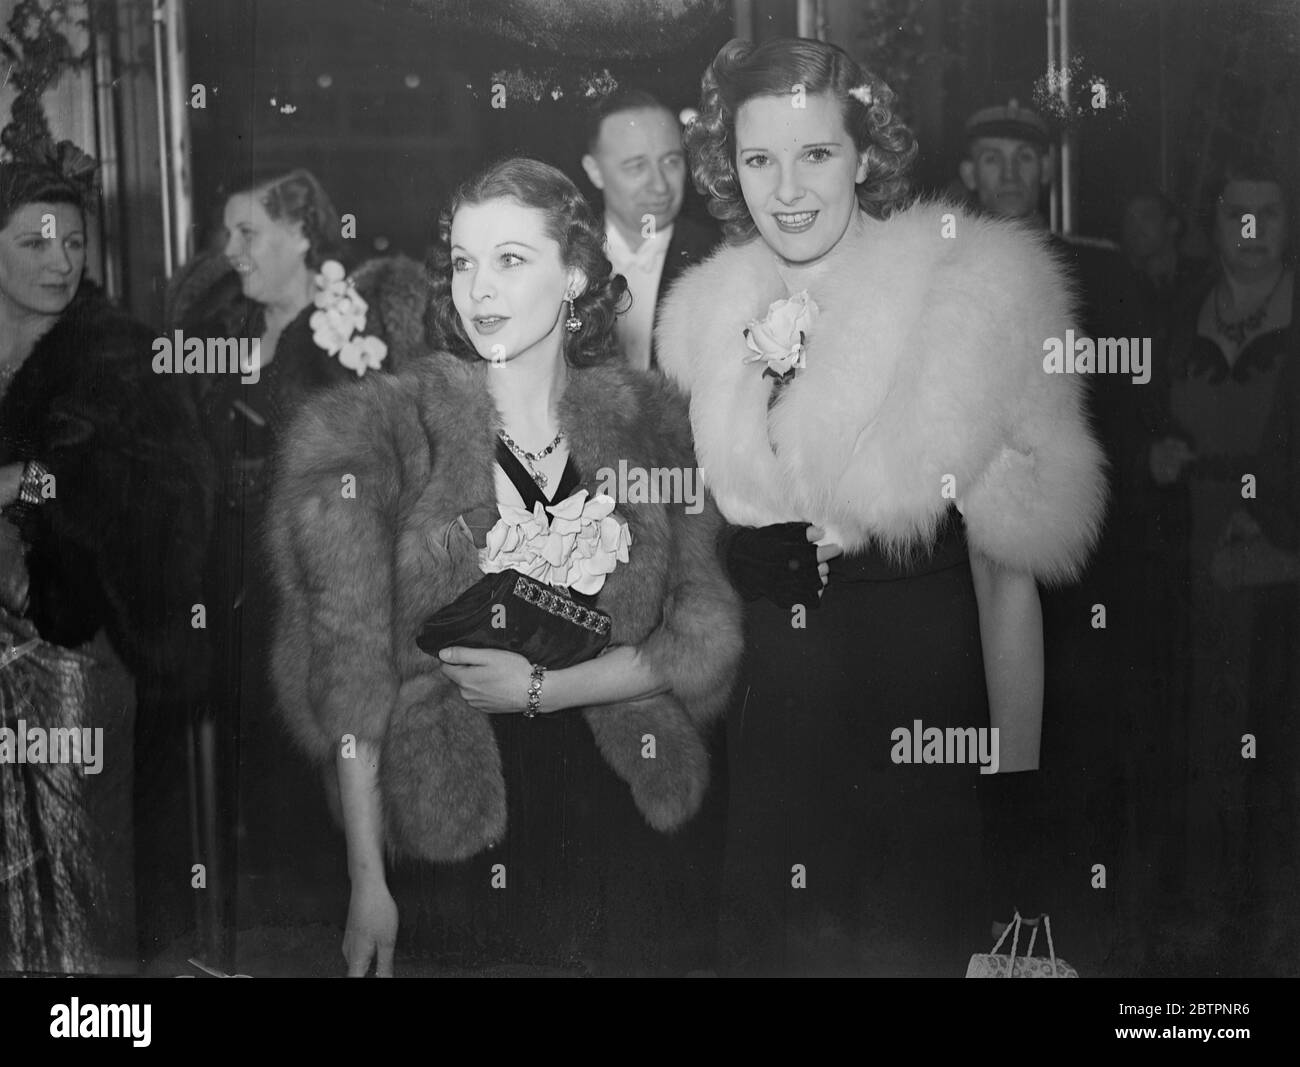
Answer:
565, 295, 582, 333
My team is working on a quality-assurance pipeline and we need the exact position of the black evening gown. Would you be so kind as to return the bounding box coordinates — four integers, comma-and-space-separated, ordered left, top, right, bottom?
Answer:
391, 443, 726, 975
197, 305, 363, 967
719, 508, 990, 977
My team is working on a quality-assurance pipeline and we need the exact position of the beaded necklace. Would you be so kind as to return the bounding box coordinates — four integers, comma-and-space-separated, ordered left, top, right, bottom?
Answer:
498, 429, 565, 489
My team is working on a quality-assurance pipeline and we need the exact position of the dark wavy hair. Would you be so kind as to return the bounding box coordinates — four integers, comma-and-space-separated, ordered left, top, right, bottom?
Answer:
1204, 152, 1294, 263
0, 160, 90, 232
427, 157, 629, 367
224, 168, 341, 269
685, 37, 918, 244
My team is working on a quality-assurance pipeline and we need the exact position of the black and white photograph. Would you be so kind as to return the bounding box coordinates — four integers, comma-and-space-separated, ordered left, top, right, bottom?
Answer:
0, 0, 1297, 1003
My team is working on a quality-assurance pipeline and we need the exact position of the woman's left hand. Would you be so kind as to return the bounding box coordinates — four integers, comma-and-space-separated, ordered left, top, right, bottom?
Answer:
0, 517, 29, 614
438, 647, 536, 713
0, 463, 24, 507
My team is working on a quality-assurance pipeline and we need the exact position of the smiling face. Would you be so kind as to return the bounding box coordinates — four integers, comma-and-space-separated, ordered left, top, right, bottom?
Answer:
450, 198, 585, 365
961, 137, 1049, 220
0, 202, 85, 319
583, 107, 686, 245
734, 90, 868, 265
1215, 179, 1288, 278
222, 191, 311, 305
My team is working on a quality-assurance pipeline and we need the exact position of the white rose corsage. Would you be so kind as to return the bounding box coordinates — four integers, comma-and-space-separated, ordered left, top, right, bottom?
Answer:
479, 489, 632, 596
309, 260, 388, 376
743, 290, 819, 383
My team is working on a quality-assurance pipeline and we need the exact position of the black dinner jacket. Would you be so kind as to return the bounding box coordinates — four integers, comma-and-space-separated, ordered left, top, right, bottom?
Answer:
650, 214, 719, 370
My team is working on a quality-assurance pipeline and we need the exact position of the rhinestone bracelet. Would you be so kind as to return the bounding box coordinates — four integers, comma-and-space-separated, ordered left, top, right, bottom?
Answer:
17, 460, 49, 507
524, 663, 546, 718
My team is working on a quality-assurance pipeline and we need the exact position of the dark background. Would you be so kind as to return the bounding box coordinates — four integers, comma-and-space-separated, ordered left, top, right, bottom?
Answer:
184, 0, 1298, 265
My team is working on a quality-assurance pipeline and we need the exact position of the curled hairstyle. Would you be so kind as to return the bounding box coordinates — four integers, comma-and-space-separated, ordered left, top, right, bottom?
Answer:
0, 161, 90, 232
686, 37, 917, 244
427, 157, 629, 367
225, 168, 341, 269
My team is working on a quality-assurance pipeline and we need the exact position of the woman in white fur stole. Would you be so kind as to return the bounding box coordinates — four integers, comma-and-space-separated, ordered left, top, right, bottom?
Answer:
268, 159, 741, 975
656, 38, 1108, 976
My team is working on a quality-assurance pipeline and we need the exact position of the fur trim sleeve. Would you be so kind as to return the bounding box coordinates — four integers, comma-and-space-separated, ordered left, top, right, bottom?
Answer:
267, 372, 427, 761
632, 379, 743, 726
946, 228, 1110, 584
958, 374, 1110, 585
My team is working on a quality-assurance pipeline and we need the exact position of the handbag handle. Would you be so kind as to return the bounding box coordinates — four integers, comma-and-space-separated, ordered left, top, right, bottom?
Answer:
990, 911, 1061, 977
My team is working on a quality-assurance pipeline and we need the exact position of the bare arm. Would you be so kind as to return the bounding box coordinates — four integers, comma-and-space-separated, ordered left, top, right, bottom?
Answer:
336, 737, 397, 976
438, 643, 669, 714
541, 644, 667, 711
970, 553, 1044, 773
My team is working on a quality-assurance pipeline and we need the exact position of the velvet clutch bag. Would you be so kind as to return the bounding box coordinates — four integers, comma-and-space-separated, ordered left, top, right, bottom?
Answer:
415, 567, 612, 670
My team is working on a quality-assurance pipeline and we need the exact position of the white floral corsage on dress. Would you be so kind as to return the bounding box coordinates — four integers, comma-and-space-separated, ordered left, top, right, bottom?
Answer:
479, 489, 632, 596
309, 260, 388, 376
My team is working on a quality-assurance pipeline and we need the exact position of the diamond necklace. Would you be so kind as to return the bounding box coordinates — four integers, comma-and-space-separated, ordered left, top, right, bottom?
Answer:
498, 428, 565, 488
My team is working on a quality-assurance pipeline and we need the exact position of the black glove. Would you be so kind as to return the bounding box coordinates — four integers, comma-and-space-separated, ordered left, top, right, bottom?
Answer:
721, 521, 823, 609
979, 769, 1059, 927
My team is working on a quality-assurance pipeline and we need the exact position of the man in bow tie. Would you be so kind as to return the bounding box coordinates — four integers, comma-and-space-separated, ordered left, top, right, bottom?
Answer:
582, 90, 717, 371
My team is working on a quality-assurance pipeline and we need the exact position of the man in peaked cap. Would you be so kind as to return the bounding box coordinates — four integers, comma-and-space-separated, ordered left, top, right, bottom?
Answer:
958, 97, 1148, 343
959, 99, 1054, 223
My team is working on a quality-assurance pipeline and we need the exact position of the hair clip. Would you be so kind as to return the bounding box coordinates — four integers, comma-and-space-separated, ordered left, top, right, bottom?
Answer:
849, 84, 874, 108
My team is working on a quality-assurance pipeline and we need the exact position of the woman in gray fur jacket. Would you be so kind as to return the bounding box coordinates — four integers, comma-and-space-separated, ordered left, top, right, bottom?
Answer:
267, 159, 741, 975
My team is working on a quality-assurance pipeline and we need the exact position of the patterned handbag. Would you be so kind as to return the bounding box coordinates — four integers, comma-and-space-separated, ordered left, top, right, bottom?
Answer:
415, 567, 612, 670
965, 912, 1078, 978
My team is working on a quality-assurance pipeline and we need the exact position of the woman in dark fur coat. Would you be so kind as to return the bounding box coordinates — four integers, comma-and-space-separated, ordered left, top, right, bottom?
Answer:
0, 143, 209, 972
267, 158, 742, 975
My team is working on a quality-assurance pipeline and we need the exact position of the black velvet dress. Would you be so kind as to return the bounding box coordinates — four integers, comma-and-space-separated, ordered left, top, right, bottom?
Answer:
390, 443, 727, 975
719, 507, 990, 977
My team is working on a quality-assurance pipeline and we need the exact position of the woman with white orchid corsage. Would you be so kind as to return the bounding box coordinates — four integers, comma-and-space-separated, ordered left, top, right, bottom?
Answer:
656, 38, 1108, 975
267, 158, 741, 975
173, 169, 432, 963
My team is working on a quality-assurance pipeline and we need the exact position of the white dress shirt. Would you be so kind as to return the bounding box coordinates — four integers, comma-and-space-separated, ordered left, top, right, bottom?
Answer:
605, 219, 673, 372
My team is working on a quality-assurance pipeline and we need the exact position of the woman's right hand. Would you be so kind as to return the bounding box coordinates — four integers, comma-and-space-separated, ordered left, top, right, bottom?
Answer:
343, 879, 398, 977
1149, 437, 1194, 486
807, 526, 844, 594
724, 521, 841, 608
